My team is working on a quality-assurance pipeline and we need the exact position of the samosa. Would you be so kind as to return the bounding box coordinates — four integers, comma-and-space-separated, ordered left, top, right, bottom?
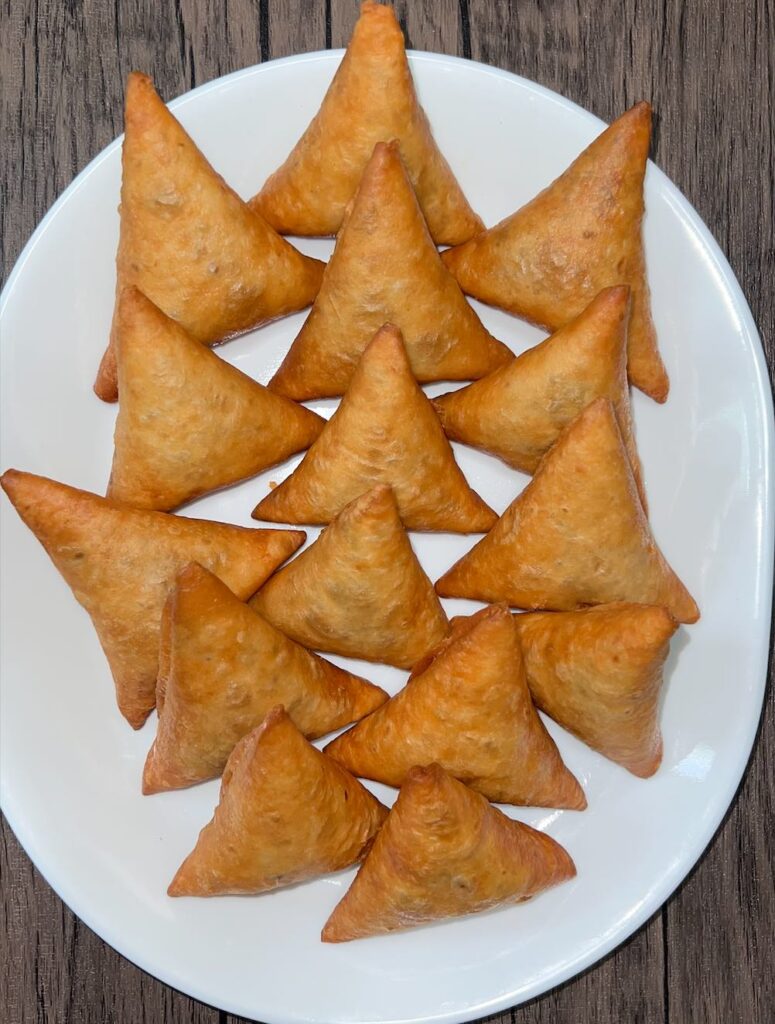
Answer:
322, 764, 576, 942
109, 288, 324, 511
436, 399, 699, 623
95, 72, 324, 402
143, 563, 388, 793
514, 603, 678, 777
0, 470, 304, 728
325, 604, 586, 809
267, 141, 512, 401
250, 486, 449, 669
442, 103, 667, 401
253, 324, 496, 532
433, 286, 646, 506
251, 1, 482, 245
169, 707, 387, 896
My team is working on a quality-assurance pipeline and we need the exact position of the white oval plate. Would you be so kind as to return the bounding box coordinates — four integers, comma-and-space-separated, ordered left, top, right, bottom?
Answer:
1, 50, 772, 1024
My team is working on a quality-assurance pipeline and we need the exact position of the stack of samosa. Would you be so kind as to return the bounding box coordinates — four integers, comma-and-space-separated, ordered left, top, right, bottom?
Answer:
2, 1, 700, 944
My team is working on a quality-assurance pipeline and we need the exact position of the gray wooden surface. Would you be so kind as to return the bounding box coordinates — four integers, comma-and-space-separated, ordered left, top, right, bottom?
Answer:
1, 1, 773, 1022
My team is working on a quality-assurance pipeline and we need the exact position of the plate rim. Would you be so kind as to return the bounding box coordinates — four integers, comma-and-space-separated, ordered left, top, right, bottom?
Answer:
1, 47, 773, 1024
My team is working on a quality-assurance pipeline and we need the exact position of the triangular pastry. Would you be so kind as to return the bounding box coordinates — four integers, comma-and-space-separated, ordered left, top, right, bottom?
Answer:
267, 140, 512, 401
250, 1, 482, 245
442, 103, 667, 401
0, 470, 304, 728
322, 764, 576, 942
108, 288, 325, 511
143, 563, 388, 793
95, 71, 324, 402
325, 604, 586, 808
250, 486, 449, 669
254, 324, 497, 532
515, 603, 678, 777
169, 707, 387, 896
433, 287, 646, 507
436, 399, 699, 623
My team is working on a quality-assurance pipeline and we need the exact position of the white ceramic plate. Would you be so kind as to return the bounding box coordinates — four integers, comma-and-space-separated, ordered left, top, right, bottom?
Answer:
1, 50, 772, 1024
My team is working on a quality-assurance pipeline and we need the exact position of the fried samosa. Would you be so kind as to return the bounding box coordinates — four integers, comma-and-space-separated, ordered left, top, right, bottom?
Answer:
436, 399, 698, 623
0, 470, 304, 727
253, 324, 496, 532
433, 286, 646, 506
95, 72, 324, 401
325, 604, 586, 808
143, 563, 388, 793
267, 140, 511, 401
442, 103, 667, 401
169, 707, 387, 896
109, 288, 324, 511
322, 764, 576, 942
514, 603, 678, 777
250, 485, 449, 669
251, 1, 482, 245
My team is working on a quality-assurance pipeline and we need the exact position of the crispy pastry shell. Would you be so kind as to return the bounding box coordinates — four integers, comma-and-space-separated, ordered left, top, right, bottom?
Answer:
169, 707, 387, 896
0, 469, 303, 727
250, 485, 449, 669
323, 764, 575, 941
443, 103, 667, 401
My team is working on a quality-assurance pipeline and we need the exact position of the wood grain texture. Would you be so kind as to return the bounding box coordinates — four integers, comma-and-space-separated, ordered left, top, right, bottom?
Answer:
1, 1, 772, 1023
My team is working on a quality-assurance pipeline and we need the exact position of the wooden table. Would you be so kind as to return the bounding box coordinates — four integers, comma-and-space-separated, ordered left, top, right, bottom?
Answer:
2, 2, 773, 1022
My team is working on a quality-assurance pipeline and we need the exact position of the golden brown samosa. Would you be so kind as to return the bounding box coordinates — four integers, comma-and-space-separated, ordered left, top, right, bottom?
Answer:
253, 324, 496, 532
267, 140, 512, 401
108, 288, 324, 511
143, 563, 388, 793
95, 72, 324, 402
0, 470, 304, 728
436, 399, 699, 623
169, 707, 387, 896
433, 286, 646, 506
443, 103, 667, 401
514, 603, 678, 777
250, 485, 449, 669
251, 1, 482, 245
322, 764, 576, 942
325, 605, 586, 809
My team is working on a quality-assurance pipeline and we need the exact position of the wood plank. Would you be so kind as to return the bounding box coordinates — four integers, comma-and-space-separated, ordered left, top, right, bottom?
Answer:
500, 920, 666, 1024
330, 0, 462, 51
1, 0, 127, 281
653, 3, 774, 1018
329, 0, 360, 46
666, 706, 775, 1024
167, 1, 264, 85
1, 816, 221, 1024
267, 0, 327, 57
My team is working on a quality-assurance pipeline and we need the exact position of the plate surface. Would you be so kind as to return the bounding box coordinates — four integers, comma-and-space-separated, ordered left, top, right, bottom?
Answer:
1, 51, 772, 1024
